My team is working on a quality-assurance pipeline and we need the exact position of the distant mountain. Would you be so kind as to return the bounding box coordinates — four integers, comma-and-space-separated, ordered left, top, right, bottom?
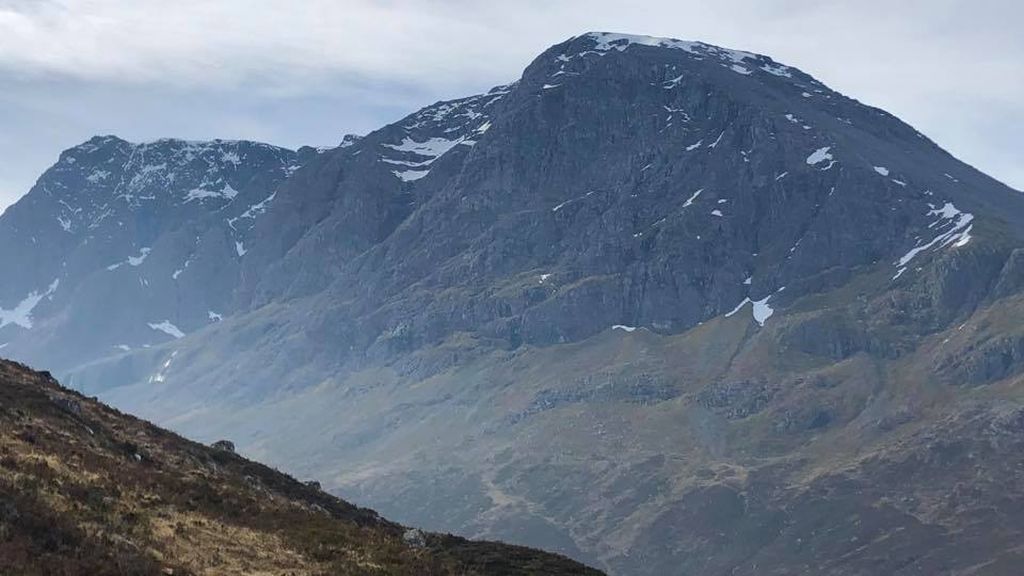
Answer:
0, 359, 601, 575
2, 31, 1024, 575
0, 136, 322, 371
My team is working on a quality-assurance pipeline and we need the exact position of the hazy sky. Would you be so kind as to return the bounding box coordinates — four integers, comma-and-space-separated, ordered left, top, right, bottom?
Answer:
0, 0, 1021, 211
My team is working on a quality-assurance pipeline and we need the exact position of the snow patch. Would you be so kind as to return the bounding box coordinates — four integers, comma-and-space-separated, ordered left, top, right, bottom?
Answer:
612, 325, 637, 332
86, 170, 110, 183
184, 182, 238, 202
381, 135, 467, 182
683, 189, 703, 208
0, 279, 60, 329
806, 147, 833, 166
725, 295, 775, 326
895, 202, 974, 271
106, 247, 151, 271
227, 192, 276, 229
148, 321, 185, 339
149, 350, 179, 383
552, 190, 596, 212
873, 166, 890, 176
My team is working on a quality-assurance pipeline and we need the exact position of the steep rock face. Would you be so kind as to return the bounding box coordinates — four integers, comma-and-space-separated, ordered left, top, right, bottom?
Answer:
237, 87, 511, 306
165, 30, 1021, 380
2, 32, 1024, 576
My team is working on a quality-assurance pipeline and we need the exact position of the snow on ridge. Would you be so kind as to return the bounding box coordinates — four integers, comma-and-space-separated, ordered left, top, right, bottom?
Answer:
0, 279, 60, 330
580, 32, 797, 78
401, 85, 512, 133
612, 325, 638, 332
148, 320, 185, 339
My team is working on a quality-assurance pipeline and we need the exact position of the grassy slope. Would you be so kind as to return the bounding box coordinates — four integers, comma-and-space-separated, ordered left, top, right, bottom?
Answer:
0, 361, 603, 576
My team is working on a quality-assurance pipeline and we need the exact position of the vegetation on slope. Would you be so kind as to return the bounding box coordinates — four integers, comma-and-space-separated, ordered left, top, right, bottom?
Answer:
0, 360, 602, 575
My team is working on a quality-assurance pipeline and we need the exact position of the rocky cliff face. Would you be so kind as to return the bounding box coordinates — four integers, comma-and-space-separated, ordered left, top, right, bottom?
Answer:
2, 32, 1024, 575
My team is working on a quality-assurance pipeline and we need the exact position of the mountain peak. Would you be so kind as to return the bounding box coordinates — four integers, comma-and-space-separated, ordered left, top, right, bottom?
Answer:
547, 31, 808, 83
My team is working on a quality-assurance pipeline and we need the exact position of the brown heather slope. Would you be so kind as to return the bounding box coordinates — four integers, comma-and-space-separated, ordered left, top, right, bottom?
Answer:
0, 360, 602, 576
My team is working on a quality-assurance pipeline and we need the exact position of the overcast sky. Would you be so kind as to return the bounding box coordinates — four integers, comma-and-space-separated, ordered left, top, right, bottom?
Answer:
0, 0, 1021, 211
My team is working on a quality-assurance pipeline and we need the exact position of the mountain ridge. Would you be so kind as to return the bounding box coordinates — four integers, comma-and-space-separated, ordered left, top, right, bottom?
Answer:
2, 32, 1023, 575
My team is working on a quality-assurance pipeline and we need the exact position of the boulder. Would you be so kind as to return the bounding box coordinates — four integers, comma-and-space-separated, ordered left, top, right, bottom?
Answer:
50, 396, 82, 417
403, 528, 427, 549
211, 440, 235, 453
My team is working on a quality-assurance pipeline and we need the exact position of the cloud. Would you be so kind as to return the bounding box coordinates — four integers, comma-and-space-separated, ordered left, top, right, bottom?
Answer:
0, 0, 1020, 212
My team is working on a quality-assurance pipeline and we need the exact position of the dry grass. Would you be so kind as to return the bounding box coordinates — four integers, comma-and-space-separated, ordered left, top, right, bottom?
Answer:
0, 361, 603, 576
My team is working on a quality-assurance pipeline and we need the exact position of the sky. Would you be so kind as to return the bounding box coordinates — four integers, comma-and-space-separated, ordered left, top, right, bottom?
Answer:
0, 0, 1021, 211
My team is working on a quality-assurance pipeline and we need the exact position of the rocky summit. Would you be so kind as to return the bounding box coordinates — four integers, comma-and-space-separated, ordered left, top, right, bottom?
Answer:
1, 31, 1023, 575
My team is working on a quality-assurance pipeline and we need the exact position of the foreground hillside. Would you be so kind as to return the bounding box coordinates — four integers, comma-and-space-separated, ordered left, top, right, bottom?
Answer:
0, 360, 601, 575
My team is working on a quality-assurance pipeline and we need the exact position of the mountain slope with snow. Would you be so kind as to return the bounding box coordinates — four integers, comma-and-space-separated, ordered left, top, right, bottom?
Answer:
0, 136, 310, 371
3, 32, 1024, 575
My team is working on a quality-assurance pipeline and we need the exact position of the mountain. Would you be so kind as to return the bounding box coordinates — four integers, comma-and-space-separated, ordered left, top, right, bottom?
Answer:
3, 31, 1024, 575
0, 358, 601, 575
0, 136, 323, 372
